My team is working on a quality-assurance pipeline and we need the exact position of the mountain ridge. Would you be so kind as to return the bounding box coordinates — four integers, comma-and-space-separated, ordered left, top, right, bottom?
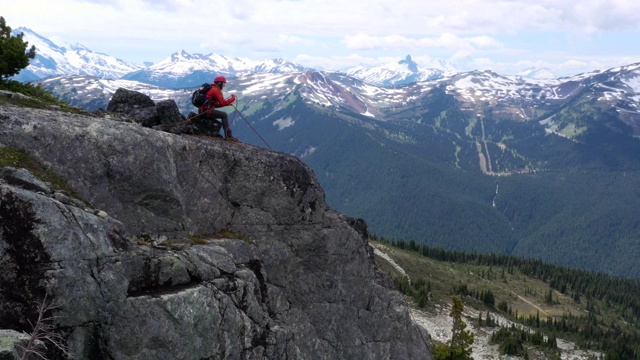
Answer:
12, 27, 473, 87
14, 28, 640, 279
344, 54, 458, 86
36, 62, 640, 140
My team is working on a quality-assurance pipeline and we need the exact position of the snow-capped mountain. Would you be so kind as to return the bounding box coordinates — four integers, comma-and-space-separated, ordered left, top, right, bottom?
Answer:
11, 27, 144, 82
36, 75, 191, 111
255, 62, 638, 139
14, 28, 469, 89
19, 26, 640, 139
345, 55, 457, 86
12, 28, 315, 88
517, 67, 556, 80
252, 58, 312, 74
39, 62, 640, 140
121, 51, 314, 88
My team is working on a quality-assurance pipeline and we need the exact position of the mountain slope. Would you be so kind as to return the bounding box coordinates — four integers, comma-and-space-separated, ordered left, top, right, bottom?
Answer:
231, 68, 640, 277
372, 240, 640, 358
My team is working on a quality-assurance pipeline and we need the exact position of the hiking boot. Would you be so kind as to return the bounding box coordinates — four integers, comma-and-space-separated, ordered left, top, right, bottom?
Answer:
225, 130, 239, 142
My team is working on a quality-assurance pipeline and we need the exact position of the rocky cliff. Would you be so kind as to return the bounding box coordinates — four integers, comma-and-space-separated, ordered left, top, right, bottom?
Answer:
0, 93, 432, 359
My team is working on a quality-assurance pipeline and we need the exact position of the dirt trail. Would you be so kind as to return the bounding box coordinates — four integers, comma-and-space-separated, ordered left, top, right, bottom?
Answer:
513, 293, 552, 317
476, 274, 552, 317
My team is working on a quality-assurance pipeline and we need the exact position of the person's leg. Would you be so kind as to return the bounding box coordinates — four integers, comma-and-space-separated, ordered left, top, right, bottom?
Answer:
206, 109, 228, 130
207, 109, 238, 141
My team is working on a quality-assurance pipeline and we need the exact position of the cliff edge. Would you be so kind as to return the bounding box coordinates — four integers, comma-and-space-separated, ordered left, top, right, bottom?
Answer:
0, 95, 431, 359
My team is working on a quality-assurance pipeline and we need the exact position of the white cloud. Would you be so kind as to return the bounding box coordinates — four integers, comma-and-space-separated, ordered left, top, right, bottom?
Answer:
3, 0, 640, 76
342, 33, 501, 52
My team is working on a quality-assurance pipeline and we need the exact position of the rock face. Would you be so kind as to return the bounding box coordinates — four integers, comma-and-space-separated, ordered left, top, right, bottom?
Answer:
0, 95, 432, 359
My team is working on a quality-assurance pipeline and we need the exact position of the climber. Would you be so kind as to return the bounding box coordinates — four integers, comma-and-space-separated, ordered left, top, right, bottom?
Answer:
198, 75, 239, 142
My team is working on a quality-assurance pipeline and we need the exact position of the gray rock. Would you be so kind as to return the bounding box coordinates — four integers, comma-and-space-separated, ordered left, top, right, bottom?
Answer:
0, 100, 432, 360
106, 88, 155, 113
0, 167, 51, 194
0, 329, 32, 360
105, 88, 185, 128
52, 190, 71, 204
0, 90, 32, 102
129, 106, 157, 126
155, 99, 185, 126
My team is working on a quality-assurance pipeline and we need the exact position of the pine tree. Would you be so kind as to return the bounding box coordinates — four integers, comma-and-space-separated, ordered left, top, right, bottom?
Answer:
433, 296, 474, 360
0, 17, 36, 79
545, 288, 554, 304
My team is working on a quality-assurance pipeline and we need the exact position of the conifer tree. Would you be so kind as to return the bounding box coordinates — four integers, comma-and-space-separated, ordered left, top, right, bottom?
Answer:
0, 17, 36, 80
433, 296, 474, 360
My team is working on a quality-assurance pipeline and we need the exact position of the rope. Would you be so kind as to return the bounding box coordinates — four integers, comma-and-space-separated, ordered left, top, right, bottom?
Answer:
231, 103, 272, 150
183, 106, 209, 124
184, 111, 205, 135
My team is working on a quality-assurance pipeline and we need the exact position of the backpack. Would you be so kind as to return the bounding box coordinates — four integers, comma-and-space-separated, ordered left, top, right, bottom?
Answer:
191, 83, 212, 107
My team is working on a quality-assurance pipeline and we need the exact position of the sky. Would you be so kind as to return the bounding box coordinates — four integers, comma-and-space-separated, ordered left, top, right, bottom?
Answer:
4, 0, 640, 77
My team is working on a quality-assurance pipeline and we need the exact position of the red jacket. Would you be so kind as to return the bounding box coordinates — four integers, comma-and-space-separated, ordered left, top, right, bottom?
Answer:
199, 85, 235, 112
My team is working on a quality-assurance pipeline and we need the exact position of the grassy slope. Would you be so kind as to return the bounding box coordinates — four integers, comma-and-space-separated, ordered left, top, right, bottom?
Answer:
372, 240, 589, 319
371, 239, 639, 358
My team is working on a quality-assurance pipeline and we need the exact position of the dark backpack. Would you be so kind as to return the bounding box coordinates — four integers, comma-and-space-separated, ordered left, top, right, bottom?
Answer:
191, 83, 212, 107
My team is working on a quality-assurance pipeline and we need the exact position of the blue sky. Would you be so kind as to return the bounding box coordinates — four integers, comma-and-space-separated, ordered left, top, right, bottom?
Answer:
4, 0, 640, 77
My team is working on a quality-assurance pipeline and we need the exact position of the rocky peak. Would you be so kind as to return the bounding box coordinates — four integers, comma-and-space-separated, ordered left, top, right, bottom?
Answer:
399, 54, 419, 73
0, 91, 432, 359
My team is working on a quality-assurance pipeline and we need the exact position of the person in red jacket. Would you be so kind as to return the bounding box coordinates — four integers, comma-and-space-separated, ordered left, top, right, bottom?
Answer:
198, 75, 238, 142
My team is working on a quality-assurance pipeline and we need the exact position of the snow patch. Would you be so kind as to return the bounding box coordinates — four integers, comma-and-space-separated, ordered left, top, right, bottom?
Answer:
299, 146, 317, 158
623, 75, 640, 93
273, 117, 295, 130
371, 244, 409, 281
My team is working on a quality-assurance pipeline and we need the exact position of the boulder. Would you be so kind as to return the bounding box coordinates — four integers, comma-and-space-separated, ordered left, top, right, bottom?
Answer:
106, 88, 155, 113
155, 99, 185, 126
106, 88, 185, 128
0, 167, 51, 194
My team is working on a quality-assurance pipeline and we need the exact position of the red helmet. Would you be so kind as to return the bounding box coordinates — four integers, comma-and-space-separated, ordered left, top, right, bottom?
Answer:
214, 75, 227, 83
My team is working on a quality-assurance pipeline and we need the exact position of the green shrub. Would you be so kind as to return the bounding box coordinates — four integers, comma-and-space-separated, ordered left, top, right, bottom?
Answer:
0, 79, 69, 108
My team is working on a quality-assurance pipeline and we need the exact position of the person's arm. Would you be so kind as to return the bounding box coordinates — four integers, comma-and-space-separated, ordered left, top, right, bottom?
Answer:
219, 93, 236, 107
